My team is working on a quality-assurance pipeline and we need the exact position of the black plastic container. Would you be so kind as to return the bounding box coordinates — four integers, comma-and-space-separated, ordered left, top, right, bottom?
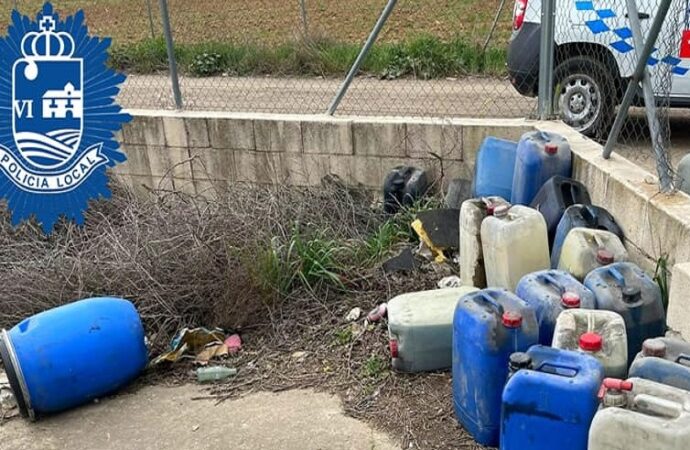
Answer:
383, 166, 429, 214
530, 175, 591, 247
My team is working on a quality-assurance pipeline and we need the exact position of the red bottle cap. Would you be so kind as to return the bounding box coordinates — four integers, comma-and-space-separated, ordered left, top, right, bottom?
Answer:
642, 339, 667, 358
545, 143, 559, 155
389, 339, 399, 358
579, 332, 603, 352
598, 378, 634, 399
486, 203, 496, 215
502, 311, 523, 328
561, 292, 581, 308
596, 249, 615, 265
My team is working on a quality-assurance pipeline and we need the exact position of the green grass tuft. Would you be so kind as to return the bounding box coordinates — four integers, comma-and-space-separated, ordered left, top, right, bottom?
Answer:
109, 35, 507, 78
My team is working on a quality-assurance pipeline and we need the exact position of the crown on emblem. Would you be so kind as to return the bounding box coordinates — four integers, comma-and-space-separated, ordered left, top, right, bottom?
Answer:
21, 15, 75, 58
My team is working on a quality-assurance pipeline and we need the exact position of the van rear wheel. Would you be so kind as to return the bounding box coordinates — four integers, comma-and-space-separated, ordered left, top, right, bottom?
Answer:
553, 56, 615, 138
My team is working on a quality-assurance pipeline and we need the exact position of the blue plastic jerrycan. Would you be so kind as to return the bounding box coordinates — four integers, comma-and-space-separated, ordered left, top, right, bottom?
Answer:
516, 270, 596, 345
511, 131, 572, 205
473, 137, 518, 200
500, 345, 604, 450
452, 289, 539, 447
585, 263, 666, 363
551, 204, 624, 268
629, 337, 690, 391
530, 176, 591, 248
0, 297, 148, 419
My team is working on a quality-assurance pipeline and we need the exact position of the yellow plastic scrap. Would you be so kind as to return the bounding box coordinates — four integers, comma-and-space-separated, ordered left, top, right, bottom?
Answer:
411, 218, 447, 263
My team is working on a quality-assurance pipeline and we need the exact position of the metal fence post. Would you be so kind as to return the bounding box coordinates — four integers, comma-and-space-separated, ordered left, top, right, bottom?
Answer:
326, 0, 398, 116
538, 0, 557, 119
602, 0, 673, 189
299, 0, 309, 39
158, 0, 183, 109
145, 0, 157, 39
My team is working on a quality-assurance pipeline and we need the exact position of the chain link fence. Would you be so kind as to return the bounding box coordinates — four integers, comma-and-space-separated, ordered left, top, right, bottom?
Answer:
4, 0, 689, 182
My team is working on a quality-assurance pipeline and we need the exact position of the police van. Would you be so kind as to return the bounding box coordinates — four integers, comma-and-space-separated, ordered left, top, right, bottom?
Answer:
507, 0, 690, 136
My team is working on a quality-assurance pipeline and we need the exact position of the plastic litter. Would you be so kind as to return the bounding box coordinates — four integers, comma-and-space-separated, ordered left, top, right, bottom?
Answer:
196, 366, 237, 383
438, 276, 462, 289
629, 337, 690, 391
367, 304, 387, 323
151, 327, 227, 365
473, 136, 518, 200
383, 166, 428, 214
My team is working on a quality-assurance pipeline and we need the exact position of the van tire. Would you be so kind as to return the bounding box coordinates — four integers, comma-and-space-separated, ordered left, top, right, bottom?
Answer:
553, 56, 616, 138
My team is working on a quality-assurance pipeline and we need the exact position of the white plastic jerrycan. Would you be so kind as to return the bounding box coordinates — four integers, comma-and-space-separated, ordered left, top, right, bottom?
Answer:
387, 286, 478, 373
553, 309, 628, 378
589, 377, 690, 450
481, 204, 550, 291
557, 228, 628, 280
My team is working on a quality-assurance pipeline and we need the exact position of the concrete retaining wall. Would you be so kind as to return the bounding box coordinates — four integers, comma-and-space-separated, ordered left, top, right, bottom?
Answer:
115, 110, 531, 197
114, 110, 690, 339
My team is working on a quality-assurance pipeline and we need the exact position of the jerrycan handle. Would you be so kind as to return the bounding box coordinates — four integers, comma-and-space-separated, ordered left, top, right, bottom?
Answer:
633, 394, 683, 419
538, 273, 565, 294
580, 205, 596, 225
676, 354, 690, 367
474, 293, 505, 317
536, 362, 578, 378
607, 266, 626, 287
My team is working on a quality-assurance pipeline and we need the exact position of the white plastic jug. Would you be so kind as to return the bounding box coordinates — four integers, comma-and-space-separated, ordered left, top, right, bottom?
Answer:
481, 205, 550, 291
552, 309, 628, 378
589, 378, 690, 450
459, 197, 507, 288
557, 228, 628, 280
388, 286, 478, 373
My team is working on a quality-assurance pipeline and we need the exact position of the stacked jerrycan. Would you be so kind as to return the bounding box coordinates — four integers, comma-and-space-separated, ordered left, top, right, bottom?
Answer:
473, 137, 517, 200
557, 229, 628, 280
589, 378, 690, 449
516, 270, 596, 345
459, 197, 509, 288
530, 175, 591, 247
629, 337, 690, 391
511, 131, 572, 206
551, 204, 624, 268
501, 346, 604, 450
481, 204, 550, 291
585, 262, 666, 363
552, 309, 628, 378
387, 286, 478, 373
452, 289, 538, 447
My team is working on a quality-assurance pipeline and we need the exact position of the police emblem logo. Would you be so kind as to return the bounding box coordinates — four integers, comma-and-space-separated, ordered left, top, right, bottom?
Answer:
0, 2, 131, 232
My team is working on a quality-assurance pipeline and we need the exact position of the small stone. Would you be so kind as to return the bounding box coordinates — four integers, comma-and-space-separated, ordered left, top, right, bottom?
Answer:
382, 248, 419, 273
438, 276, 462, 289
192, 425, 200, 432
291, 351, 308, 361
346, 307, 362, 322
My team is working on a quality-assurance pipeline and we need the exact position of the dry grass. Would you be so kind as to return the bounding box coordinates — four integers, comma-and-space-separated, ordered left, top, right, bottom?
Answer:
0, 177, 485, 448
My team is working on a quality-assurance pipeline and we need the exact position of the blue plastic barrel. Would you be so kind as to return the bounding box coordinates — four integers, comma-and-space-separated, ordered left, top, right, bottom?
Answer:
500, 345, 604, 450
0, 297, 148, 419
473, 137, 518, 200
516, 270, 596, 345
584, 263, 666, 363
629, 337, 690, 391
551, 204, 624, 268
452, 289, 539, 447
511, 131, 572, 205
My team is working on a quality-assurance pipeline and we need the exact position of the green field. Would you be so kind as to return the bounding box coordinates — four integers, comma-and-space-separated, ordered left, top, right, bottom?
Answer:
6, 0, 514, 77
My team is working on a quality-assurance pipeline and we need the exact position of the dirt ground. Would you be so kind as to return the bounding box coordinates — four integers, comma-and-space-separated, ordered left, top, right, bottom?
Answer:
5, 0, 513, 46
1, 386, 398, 450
